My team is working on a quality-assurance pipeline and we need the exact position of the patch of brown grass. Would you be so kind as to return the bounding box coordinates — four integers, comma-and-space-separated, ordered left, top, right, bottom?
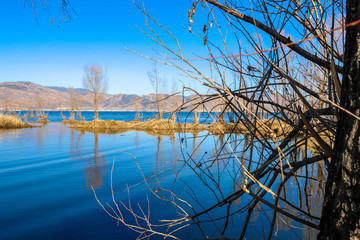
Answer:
0, 115, 31, 129
36, 118, 50, 124
71, 119, 131, 130
207, 119, 291, 137
71, 119, 208, 134
70, 118, 293, 138
61, 119, 80, 124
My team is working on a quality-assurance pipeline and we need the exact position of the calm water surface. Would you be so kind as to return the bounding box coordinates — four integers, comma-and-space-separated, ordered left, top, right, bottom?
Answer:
0, 113, 316, 239
19, 111, 225, 124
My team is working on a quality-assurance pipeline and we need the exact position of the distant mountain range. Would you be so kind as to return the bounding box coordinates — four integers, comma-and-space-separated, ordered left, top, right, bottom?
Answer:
0, 81, 278, 114
0, 81, 190, 112
46, 86, 89, 94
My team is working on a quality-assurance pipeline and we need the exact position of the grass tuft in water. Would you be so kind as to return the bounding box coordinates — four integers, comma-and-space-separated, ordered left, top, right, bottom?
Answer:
0, 115, 31, 129
70, 118, 292, 137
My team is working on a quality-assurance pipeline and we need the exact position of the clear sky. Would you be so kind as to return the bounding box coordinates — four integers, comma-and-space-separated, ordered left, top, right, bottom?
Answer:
0, 1, 209, 95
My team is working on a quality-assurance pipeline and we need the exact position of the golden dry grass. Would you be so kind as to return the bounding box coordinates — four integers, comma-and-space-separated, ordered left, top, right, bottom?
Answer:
208, 119, 292, 137
71, 119, 208, 134
70, 118, 291, 138
61, 119, 80, 124
36, 118, 50, 123
0, 115, 31, 129
71, 118, 326, 153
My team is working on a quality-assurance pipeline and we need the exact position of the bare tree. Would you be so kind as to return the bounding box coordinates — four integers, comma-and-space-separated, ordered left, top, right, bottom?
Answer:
24, 0, 75, 24
35, 95, 49, 122
169, 79, 180, 122
82, 64, 108, 121
134, 95, 142, 121
67, 87, 79, 121
75, 92, 85, 122
318, 0, 360, 238
148, 63, 166, 120
110, 0, 360, 239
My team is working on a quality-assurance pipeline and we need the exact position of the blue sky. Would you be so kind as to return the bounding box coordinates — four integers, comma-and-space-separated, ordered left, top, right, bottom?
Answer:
0, 0, 207, 95
0, 1, 285, 96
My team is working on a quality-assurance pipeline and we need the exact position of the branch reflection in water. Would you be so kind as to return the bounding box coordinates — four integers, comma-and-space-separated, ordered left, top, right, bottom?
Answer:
83, 132, 107, 190
85, 128, 325, 239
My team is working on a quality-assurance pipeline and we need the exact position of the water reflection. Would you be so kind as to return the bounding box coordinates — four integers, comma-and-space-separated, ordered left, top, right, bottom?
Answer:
83, 132, 107, 190
0, 123, 328, 239
67, 127, 324, 239
155, 135, 163, 171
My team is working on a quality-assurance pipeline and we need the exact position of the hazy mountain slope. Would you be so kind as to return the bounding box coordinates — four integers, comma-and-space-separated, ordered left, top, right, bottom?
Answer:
0, 81, 276, 113
0, 81, 188, 112
46, 86, 88, 94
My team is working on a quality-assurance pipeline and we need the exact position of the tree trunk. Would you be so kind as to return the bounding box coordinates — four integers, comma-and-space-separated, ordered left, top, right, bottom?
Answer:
156, 95, 162, 120
318, 0, 360, 238
94, 110, 99, 121
94, 93, 99, 121
193, 110, 199, 124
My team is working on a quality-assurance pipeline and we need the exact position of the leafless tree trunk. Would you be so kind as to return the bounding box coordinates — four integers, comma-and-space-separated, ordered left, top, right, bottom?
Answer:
68, 87, 76, 120
83, 64, 108, 121
89, 0, 360, 238
148, 63, 166, 120
318, 0, 360, 238
169, 79, 180, 123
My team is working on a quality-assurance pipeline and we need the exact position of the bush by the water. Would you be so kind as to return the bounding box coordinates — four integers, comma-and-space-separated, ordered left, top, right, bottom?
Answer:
0, 115, 31, 129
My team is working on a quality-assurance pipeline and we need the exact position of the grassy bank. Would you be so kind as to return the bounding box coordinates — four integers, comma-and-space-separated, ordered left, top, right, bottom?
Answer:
71, 119, 206, 134
70, 119, 291, 137
61, 119, 79, 124
0, 115, 31, 129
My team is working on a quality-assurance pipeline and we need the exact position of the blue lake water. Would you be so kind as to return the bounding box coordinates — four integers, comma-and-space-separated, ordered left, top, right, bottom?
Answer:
18, 111, 228, 124
0, 112, 318, 239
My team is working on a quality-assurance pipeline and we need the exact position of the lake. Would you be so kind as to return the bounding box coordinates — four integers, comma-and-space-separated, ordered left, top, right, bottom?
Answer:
0, 112, 318, 239
18, 111, 228, 124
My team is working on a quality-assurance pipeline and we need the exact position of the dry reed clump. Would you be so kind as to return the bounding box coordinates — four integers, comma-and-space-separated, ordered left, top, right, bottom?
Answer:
36, 118, 50, 123
71, 119, 209, 134
133, 119, 207, 131
0, 115, 31, 129
61, 119, 80, 124
78, 128, 129, 135
209, 122, 247, 134
133, 119, 178, 130
71, 118, 293, 138
262, 119, 292, 136
208, 120, 291, 138
71, 119, 132, 130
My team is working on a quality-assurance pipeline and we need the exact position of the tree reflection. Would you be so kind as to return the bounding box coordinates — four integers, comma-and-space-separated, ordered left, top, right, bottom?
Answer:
155, 135, 163, 171
83, 132, 106, 190
87, 128, 325, 239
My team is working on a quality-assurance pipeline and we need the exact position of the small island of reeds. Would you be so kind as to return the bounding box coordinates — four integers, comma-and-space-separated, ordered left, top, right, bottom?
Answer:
0, 115, 31, 129
70, 118, 292, 137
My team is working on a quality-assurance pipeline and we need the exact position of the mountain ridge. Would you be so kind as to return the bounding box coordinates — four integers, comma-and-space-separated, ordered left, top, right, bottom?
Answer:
46, 86, 89, 94
0, 81, 186, 112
